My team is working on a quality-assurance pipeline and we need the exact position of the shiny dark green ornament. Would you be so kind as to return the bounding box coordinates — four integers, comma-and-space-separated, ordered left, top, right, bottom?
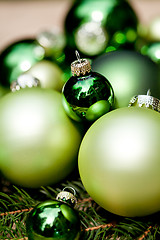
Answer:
0, 39, 45, 87
62, 52, 114, 122
26, 188, 80, 240
64, 0, 138, 60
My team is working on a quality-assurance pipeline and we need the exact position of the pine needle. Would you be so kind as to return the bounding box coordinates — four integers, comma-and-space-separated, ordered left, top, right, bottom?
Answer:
1, 178, 160, 239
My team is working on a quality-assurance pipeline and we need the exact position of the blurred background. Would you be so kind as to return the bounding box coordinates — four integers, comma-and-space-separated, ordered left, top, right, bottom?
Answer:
0, 0, 160, 51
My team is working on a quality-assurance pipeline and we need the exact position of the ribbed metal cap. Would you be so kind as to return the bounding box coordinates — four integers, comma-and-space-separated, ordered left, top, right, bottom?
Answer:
128, 89, 160, 112
56, 187, 77, 206
71, 51, 91, 76
10, 74, 40, 92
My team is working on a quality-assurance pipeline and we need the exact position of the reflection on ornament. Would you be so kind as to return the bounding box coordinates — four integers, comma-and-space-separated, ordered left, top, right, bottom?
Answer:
26, 187, 80, 240
128, 89, 160, 112
62, 51, 114, 122
0, 39, 45, 87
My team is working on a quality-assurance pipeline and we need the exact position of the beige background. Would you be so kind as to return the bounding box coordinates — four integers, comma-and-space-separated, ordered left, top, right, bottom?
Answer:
0, 0, 160, 51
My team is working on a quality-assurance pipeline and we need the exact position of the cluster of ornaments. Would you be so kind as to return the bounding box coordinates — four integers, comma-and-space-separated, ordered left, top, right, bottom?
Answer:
0, 0, 160, 239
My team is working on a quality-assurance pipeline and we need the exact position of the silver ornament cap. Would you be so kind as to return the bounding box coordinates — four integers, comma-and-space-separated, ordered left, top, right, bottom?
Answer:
56, 187, 77, 206
10, 74, 40, 92
128, 89, 160, 112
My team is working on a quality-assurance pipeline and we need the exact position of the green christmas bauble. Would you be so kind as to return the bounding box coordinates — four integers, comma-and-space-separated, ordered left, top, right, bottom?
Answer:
64, 0, 138, 60
92, 50, 160, 108
62, 57, 114, 122
78, 107, 160, 217
26, 200, 80, 240
0, 88, 82, 188
0, 39, 45, 87
26, 60, 65, 91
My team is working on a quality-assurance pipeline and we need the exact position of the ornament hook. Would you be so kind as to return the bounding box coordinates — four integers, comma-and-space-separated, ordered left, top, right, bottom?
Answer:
147, 89, 151, 96
75, 50, 81, 63
71, 51, 91, 76
62, 186, 76, 196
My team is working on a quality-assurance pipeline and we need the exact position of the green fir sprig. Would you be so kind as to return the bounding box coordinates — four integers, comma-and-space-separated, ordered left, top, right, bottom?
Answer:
0, 177, 160, 240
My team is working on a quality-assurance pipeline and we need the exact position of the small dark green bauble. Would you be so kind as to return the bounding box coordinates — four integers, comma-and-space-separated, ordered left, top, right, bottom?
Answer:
0, 39, 45, 87
63, 71, 114, 122
26, 200, 80, 240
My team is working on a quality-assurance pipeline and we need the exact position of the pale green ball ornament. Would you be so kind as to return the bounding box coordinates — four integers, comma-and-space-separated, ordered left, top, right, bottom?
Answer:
0, 86, 83, 188
92, 50, 160, 108
78, 106, 160, 217
26, 60, 65, 91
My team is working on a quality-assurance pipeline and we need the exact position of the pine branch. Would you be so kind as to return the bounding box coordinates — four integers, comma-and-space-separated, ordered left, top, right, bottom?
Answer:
1, 178, 160, 240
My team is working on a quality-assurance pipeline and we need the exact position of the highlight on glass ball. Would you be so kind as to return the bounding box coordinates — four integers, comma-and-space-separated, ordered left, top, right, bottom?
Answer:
62, 51, 114, 122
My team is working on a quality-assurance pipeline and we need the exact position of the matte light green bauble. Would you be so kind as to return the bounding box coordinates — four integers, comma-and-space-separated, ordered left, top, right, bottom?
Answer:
92, 50, 160, 108
0, 39, 45, 87
78, 107, 160, 217
26, 200, 80, 240
64, 0, 138, 60
26, 60, 65, 91
0, 88, 82, 188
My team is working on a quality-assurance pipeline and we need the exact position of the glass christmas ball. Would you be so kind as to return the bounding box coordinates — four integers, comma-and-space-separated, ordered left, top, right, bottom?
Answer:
0, 88, 82, 188
0, 39, 45, 87
92, 50, 160, 108
26, 200, 80, 240
78, 107, 160, 217
62, 58, 114, 122
64, 0, 138, 60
